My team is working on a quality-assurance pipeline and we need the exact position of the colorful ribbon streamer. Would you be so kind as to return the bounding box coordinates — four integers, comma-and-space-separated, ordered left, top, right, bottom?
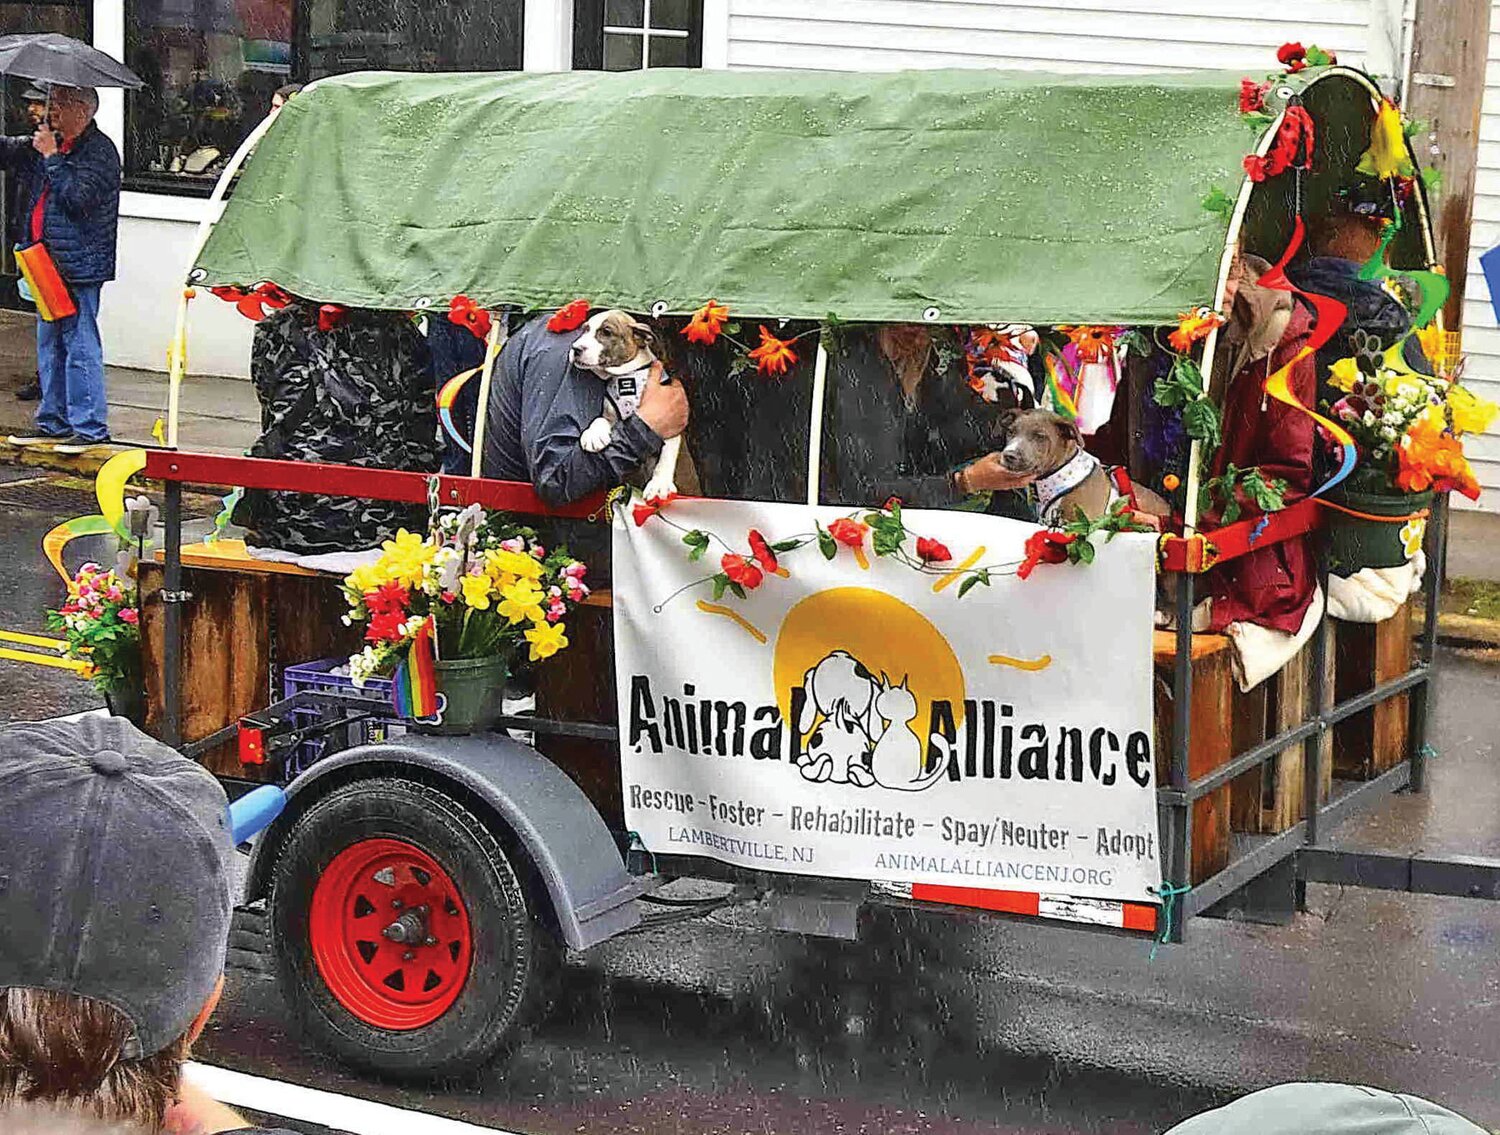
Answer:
436, 340, 502, 455
1254, 217, 1359, 500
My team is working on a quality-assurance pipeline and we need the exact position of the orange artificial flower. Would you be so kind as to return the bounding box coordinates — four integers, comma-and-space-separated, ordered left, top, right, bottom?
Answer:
748, 325, 797, 376
1059, 325, 1117, 364
1398, 417, 1481, 500
547, 299, 591, 333
683, 300, 730, 345
1168, 307, 1227, 354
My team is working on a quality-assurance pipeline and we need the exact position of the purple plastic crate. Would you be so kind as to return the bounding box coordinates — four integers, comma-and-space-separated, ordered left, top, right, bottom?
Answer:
281, 657, 404, 776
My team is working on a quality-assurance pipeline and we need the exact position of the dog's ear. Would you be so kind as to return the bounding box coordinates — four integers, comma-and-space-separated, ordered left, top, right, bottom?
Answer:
628, 319, 660, 355
995, 408, 1021, 438
1056, 416, 1083, 446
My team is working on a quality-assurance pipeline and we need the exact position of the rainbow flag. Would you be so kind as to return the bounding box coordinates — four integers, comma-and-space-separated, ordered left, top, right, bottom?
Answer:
392, 617, 440, 719
16, 243, 76, 321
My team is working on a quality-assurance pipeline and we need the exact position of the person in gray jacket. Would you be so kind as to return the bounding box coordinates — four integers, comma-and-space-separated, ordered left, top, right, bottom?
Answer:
481, 312, 689, 506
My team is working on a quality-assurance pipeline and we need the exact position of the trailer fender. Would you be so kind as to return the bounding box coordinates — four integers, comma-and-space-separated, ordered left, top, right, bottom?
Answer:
246, 733, 642, 949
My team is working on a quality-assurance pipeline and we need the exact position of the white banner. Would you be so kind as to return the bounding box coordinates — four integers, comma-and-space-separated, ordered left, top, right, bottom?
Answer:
613, 499, 1162, 908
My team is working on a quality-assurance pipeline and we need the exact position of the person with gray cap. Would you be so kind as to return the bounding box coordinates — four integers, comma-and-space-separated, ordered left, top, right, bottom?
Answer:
0, 716, 330, 1134
1164, 1083, 1487, 1135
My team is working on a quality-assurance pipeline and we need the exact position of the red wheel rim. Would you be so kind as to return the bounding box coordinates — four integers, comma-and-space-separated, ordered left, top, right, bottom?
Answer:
309, 838, 473, 1030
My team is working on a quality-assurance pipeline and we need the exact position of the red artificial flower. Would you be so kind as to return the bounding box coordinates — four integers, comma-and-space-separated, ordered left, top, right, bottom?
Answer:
747, 529, 778, 573
683, 299, 730, 345
440, 590, 458, 604
1239, 78, 1269, 115
916, 536, 952, 564
1243, 106, 1315, 183
1017, 530, 1078, 581
1277, 42, 1306, 71
1243, 154, 1270, 182
883, 496, 903, 512
748, 325, 798, 376
365, 581, 410, 615
448, 295, 492, 341
317, 304, 348, 332
632, 491, 681, 527
828, 518, 868, 548
366, 609, 409, 643
547, 299, 591, 333
210, 282, 292, 323
721, 553, 764, 590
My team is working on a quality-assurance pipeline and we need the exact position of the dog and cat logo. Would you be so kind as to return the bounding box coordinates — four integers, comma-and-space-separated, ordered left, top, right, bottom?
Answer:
798, 651, 947, 792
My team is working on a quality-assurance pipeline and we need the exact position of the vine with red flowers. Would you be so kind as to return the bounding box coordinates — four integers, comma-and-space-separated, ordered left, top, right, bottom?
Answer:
630, 494, 1154, 610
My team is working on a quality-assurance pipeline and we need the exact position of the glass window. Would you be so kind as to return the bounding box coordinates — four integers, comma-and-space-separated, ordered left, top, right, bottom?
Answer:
124, 0, 524, 196
574, 0, 701, 71
125, 0, 295, 195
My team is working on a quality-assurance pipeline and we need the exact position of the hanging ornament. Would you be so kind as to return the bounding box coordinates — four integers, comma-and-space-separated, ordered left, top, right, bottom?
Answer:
1357, 100, 1417, 180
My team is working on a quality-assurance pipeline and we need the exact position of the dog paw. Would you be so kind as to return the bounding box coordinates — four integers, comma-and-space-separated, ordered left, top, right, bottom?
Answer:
642, 474, 677, 502
800, 757, 828, 783
580, 418, 613, 453
848, 765, 875, 788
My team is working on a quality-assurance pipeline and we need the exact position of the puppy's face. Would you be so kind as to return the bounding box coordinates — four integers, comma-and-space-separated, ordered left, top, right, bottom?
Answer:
996, 409, 1082, 477
570, 310, 657, 372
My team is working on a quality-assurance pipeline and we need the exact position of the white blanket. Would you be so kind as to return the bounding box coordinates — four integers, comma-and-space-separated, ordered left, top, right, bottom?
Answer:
245, 545, 383, 576
1225, 585, 1325, 694
1327, 552, 1425, 625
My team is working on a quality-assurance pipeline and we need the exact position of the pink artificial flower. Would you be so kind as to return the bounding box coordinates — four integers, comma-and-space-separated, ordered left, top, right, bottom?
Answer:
106, 586, 123, 602
531, 544, 546, 559
119, 608, 139, 625
500, 537, 525, 553
563, 562, 587, 580
548, 586, 562, 598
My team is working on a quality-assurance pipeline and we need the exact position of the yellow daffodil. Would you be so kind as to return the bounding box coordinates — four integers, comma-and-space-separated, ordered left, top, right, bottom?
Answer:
485, 549, 542, 581
1357, 99, 1416, 180
346, 561, 386, 596
498, 580, 545, 625
525, 621, 568, 661
460, 574, 493, 611
1449, 383, 1498, 436
1329, 356, 1361, 393
1415, 324, 1445, 370
379, 529, 437, 586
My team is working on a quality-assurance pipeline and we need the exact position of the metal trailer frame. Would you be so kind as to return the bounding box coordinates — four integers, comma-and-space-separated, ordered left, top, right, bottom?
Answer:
143, 446, 1500, 945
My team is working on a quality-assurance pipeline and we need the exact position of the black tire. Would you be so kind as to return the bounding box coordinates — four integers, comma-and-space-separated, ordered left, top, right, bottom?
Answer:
269, 776, 556, 1079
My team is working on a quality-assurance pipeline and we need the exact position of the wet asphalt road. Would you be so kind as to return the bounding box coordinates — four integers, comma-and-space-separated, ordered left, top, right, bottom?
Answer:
4, 469, 1500, 1134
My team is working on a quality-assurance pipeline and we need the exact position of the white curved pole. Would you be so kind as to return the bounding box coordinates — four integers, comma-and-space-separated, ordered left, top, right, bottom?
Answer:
167, 106, 284, 448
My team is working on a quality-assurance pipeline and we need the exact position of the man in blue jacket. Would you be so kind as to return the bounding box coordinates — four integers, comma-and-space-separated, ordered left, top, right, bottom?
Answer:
1, 85, 121, 451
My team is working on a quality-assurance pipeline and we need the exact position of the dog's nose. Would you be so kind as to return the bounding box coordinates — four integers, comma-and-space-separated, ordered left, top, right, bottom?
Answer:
1001, 451, 1027, 472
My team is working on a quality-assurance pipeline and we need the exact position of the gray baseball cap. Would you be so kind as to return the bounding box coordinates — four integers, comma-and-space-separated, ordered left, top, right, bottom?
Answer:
0, 716, 235, 1058
1164, 1084, 1487, 1135
20, 84, 48, 102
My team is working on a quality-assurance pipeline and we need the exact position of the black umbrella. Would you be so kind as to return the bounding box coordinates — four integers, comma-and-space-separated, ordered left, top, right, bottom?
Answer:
0, 33, 142, 89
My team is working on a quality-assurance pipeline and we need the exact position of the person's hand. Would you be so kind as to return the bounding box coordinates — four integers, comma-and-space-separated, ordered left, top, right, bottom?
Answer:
958, 452, 1037, 493
636, 361, 689, 441
31, 126, 57, 158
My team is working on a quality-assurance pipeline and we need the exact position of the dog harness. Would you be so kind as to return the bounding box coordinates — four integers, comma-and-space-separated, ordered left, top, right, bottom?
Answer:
1034, 449, 1113, 526
606, 364, 652, 420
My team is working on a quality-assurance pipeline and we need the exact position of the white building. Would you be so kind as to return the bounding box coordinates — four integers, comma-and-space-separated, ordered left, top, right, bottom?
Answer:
20, 0, 1500, 506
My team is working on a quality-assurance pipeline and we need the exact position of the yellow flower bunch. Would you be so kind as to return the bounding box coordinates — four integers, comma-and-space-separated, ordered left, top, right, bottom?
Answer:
525, 621, 568, 660
1448, 383, 1498, 436
498, 579, 546, 625
485, 548, 543, 582
1329, 356, 1361, 394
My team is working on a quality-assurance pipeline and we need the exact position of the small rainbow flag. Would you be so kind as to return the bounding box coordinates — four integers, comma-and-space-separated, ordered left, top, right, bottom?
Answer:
16, 243, 76, 322
392, 617, 440, 720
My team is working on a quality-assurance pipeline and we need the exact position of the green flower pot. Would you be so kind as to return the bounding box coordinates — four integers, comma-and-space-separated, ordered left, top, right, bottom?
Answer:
417, 654, 509, 736
103, 676, 147, 729
1326, 487, 1434, 574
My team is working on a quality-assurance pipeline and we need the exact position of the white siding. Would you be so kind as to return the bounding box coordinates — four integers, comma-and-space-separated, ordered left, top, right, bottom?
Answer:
724, 0, 1381, 75
1457, 18, 1500, 510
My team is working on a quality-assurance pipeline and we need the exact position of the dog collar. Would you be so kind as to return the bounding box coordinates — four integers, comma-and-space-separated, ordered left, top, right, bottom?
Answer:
1034, 448, 1100, 524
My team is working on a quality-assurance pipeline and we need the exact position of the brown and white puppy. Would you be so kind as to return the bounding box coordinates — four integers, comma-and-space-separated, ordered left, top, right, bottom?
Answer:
996, 408, 1170, 526
570, 309, 682, 501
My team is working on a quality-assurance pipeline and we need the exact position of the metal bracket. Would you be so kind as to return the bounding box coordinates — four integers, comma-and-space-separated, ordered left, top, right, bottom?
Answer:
1411, 72, 1457, 89
159, 589, 195, 604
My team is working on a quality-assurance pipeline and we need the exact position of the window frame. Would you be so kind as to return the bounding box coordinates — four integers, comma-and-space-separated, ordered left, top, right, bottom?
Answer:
572, 0, 703, 71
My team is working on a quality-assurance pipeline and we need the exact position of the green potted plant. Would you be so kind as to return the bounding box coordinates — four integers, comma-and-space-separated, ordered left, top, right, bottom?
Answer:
341, 507, 590, 734
1322, 349, 1494, 572
47, 561, 145, 725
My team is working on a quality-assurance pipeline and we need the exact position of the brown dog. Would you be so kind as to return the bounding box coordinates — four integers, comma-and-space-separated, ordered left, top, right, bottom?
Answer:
996, 409, 1170, 526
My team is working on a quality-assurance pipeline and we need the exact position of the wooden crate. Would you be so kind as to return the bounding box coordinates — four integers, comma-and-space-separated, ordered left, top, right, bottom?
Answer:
140, 541, 362, 776
1333, 601, 1413, 780
1152, 631, 1233, 885
1228, 641, 1335, 834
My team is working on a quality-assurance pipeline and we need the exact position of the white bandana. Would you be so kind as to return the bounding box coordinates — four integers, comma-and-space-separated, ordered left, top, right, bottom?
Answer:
1034, 448, 1103, 526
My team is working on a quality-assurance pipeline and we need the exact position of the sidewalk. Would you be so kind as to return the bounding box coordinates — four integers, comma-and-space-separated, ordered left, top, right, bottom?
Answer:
0, 310, 257, 471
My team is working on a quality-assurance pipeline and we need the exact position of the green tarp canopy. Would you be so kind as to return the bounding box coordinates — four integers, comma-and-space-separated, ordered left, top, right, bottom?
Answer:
195, 67, 1262, 325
